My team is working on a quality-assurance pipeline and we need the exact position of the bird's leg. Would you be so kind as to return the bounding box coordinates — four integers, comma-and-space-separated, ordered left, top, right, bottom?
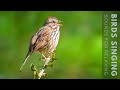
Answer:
39, 53, 46, 61
41, 54, 47, 61
42, 54, 54, 68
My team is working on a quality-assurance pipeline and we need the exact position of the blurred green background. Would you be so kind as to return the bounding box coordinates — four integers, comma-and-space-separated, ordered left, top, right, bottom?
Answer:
0, 11, 102, 79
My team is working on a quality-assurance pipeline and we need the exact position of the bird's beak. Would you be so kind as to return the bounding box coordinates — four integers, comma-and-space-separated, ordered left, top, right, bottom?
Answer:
57, 23, 63, 26
58, 20, 63, 26
58, 20, 63, 23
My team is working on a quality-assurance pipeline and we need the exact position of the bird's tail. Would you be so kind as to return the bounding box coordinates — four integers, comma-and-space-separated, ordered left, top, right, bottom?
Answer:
19, 52, 32, 72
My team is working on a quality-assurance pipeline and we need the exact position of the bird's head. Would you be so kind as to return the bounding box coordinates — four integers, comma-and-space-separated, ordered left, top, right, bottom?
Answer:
44, 16, 63, 26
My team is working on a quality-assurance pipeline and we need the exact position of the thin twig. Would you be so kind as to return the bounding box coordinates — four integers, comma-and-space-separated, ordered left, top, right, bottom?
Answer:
38, 57, 51, 79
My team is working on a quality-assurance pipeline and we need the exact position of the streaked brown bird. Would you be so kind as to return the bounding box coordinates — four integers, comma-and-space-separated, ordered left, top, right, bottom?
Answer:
20, 16, 62, 71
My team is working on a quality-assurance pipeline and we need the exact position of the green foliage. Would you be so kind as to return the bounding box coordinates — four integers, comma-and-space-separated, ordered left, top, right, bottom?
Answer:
0, 11, 102, 79
30, 63, 39, 79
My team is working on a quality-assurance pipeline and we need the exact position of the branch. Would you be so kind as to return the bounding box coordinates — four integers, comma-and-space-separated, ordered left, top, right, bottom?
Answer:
38, 57, 51, 79
30, 53, 55, 79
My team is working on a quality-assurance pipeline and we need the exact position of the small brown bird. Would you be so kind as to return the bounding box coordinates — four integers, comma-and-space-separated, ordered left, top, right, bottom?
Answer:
20, 16, 62, 71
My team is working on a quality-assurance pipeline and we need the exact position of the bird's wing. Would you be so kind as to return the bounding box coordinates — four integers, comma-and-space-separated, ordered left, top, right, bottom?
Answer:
28, 26, 51, 53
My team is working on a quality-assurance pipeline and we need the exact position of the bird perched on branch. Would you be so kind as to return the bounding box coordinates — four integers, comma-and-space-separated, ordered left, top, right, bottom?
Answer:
20, 16, 62, 71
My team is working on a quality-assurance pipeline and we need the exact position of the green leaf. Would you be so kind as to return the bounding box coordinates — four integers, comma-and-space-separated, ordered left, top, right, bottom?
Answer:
30, 63, 36, 71
42, 73, 47, 76
45, 64, 53, 68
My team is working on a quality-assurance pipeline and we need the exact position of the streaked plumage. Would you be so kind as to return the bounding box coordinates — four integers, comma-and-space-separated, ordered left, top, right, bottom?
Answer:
20, 17, 62, 71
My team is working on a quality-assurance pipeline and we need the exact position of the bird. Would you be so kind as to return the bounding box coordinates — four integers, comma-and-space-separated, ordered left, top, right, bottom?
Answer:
20, 16, 62, 71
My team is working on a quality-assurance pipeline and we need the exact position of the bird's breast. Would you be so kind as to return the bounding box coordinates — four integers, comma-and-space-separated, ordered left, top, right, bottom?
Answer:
46, 29, 60, 53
